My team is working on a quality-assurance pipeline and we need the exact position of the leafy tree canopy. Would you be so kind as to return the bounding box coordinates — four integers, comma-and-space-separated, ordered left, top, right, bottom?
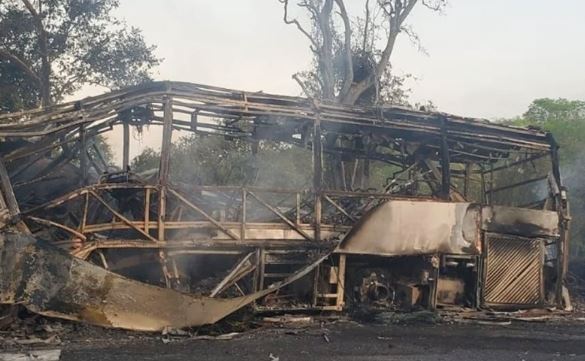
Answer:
508, 98, 585, 163
0, 0, 161, 111
507, 98, 585, 257
132, 134, 312, 190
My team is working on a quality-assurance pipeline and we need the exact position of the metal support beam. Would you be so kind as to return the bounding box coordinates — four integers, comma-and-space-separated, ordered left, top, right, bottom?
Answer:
335, 254, 346, 311
240, 188, 246, 241
464, 163, 472, 199
157, 97, 175, 287
122, 122, 130, 170
247, 191, 313, 241
0, 159, 21, 218
323, 195, 356, 222
168, 188, 239, 240
89, 190, 158, 243
313, 112, 323, 241
549, 134, 568, 308
210, 252, 256, 297
440, 117, 451, 200
79, 125, 88, 185
158, 97, 173, 242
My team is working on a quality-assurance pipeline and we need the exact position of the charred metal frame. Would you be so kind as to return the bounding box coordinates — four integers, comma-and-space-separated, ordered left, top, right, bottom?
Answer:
0, 81, 570, 319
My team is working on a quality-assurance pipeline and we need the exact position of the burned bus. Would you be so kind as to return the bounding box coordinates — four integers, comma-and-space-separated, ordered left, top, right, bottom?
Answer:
0, 81, 570, 330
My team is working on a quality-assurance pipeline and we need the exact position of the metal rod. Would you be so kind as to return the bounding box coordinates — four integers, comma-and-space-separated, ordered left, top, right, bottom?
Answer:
247, 191, 313, 241
79, 124, 88, 185
296, 192, 301, 225
549, 134, 567, 308
168, 188, 239, 240
210, 252, 255, 297
440, 117, 451, 200
240, 188, 246, 241
144, 188, 151, 234
122, 122, 130, 170
323, 195, 356, 222
313, 111, 323, 241
464, 163, 472, 199
89, 190, 159, 242
28, 216, 87, 241
158, 96, 174, 242
80, 192, 89, 233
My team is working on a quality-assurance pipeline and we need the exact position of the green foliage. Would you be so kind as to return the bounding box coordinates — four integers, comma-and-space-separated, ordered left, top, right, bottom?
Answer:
131, 134, 312, 189
130, 146, 159, 173
509, 98, 585, 163
92, 134, 114, 165
0, 61, 39, 111
507, 98, 585, 258
525, 99, 585, 124
0, 0, 160, 111
170, 135, 257, 186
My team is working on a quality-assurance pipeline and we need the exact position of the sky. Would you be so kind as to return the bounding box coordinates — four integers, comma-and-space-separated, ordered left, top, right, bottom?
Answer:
77, 0, 585, 162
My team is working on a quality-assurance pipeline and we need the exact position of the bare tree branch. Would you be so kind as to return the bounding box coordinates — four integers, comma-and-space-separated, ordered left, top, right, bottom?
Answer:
341, 0, 419, 104
20, 0, 39, 18
20, 0, 51, 106
279, 0, 319, 50
376, 0, 417, 77
0, 49, 41, 84
317, 0, 336, 99
292, 73, 314, 101
334, 0, 354, 101
286, 0, 442, 105
362, 0, 371, 51
298, 1, 320, 20
54, 73, 84, 100
422, 0, 447, 12
401, 24, 428, 55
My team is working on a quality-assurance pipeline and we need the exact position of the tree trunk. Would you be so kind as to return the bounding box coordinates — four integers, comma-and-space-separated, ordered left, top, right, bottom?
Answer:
21, 0, 51, 107
39, 38, 51, 107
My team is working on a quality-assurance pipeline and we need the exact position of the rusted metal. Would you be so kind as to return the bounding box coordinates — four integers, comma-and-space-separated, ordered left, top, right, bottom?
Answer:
338, 201, 482, 256
483, 233, 544, 307
210, 252, 256, 297
89, 190, 159, 242
168, 188, 240, 240
122, 122, 130, 170
27, 216, 87, 241
313, 111, 323, 242
0, 80, 570, 330
247, 190, 313, 241
0, 233, 331, 331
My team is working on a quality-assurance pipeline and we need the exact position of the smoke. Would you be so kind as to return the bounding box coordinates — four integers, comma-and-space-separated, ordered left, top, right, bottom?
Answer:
560, 153, 585, 259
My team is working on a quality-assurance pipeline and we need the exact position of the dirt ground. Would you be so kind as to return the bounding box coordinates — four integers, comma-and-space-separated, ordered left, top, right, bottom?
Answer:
8, 318, 583, 361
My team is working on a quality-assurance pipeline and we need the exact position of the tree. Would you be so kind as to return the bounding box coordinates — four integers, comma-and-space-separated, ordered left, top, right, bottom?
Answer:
0, 60, 39, 112
279, 0, 446, 106
0, 0, 160, 110
279, 0, 446, 190
510, 99, 585, 163
131, 135, 312, 189
524, 98, 585, 124
507, 98, 585, 258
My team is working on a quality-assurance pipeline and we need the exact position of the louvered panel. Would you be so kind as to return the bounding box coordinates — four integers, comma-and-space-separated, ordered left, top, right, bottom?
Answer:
483, 233, 543, 306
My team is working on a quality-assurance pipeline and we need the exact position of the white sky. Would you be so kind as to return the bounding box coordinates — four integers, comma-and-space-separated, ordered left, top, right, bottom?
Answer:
76, 0, 585, 163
